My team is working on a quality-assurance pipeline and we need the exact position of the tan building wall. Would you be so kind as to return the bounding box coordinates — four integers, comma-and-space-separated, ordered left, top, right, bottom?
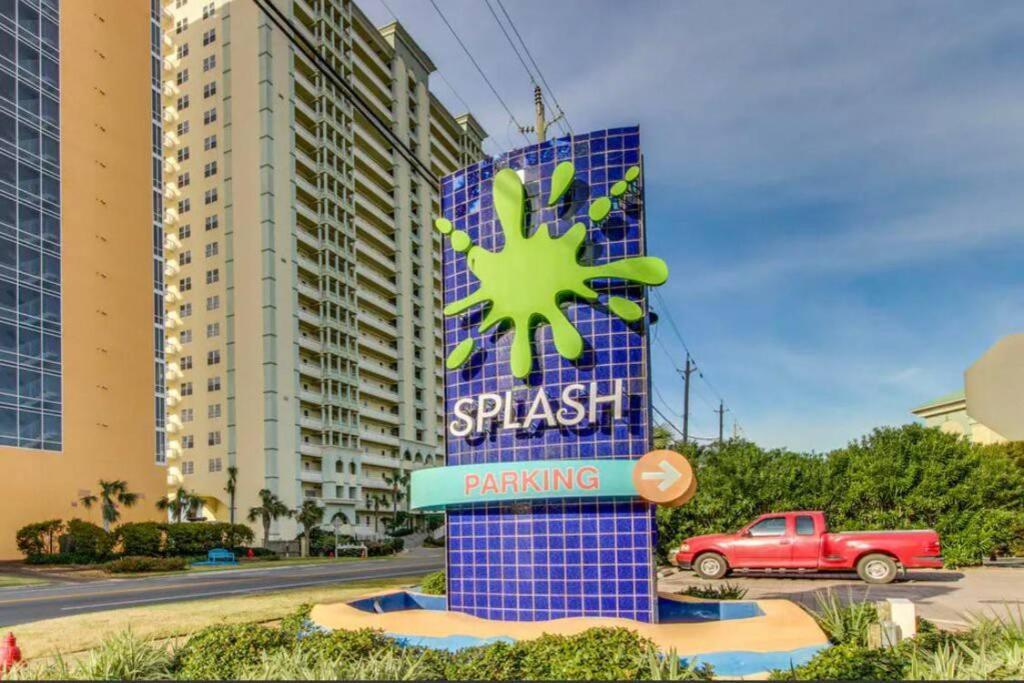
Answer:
0, 0, 166, 558
161, 0, 486, 540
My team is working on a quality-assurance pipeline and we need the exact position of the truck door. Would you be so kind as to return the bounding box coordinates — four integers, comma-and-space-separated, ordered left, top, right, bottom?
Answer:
790, 514, 820, 568
731, 515, 791, 568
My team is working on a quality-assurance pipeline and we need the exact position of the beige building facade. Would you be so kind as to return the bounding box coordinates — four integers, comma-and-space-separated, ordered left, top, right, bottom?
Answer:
160, 0, 485, 539
0, 0, 167, 558
911, 334, 1024, 445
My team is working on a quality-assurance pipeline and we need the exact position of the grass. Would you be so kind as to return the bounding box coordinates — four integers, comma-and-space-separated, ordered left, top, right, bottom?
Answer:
9, 575, 426, 660
188, 555, 380, 572
0, 575, 47, 588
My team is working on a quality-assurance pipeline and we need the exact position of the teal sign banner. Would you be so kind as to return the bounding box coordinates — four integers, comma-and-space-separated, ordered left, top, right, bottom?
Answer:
410, 459, 640, 511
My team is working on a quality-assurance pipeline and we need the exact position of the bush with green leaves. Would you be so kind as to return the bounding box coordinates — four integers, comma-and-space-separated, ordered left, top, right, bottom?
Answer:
7, 630, 172, 681
63, 519, 115, 562
812, 590, 879, 646
678, 582, 747, 600
174, 623, 290, 679
104, 556, 186, 574
657, 425, 1024, 567
768, 642, 908, 680
419, 569, 446, 595
15, 519, 63, 557
114, 522, 163, 557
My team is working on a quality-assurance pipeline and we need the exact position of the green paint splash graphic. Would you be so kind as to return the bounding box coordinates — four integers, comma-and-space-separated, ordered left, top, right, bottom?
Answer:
438, 161, 668, 379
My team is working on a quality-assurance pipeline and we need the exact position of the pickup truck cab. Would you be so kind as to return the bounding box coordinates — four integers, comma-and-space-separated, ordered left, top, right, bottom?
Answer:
673, 511, 942, 584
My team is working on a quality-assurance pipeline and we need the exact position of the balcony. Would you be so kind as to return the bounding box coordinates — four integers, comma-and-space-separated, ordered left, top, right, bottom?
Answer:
300, 416, 322, 431
164, 337, 182, 355
361, 452, 400, 469
358, 334, 397, 359
297, 280, 320, 300
166, 388, 181, 406
360, 361, 398, 383
357, 312, 397, 338
300, 442, 322, 457
164, 260, 180, 278
300, 468, 324, 483
299, 389, 322, 404
165, 311, 182, 330
359, 405, 399, 425
360, 382, 399, 404
297, 335, 322, 354
296, 227, 320, 251
355, 264, 396, 293
298, 359, 322, 379
296, 253, 320, 275
298, 308, 320, 327
360, 476, 391, 491
355, 240, 395, 274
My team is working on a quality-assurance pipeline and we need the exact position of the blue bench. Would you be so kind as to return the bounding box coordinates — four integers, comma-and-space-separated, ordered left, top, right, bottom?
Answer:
191, 548, 237, 566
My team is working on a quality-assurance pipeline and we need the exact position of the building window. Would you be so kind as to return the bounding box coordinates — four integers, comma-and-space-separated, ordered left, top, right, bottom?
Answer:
179, 277, 192, 292
205, 268, 219, 285
208, 403, 222, 418
181, 435, 194, 448
207, 430, 221, 446
204, 161, 217, 177
175, 69, 189, 86
206, 295, 220, 310
177, 171, 191, 187
180, 329, 193, 343
177, 94, 190, 110
178, 224, 191, 239
206, 322, 220, 337
207, 350, 220, 365
203, 135, 217, 151
182, 461, 194, 475
202, 2, 216, 20
176, 121, 190, 137
180, 408, 194, 422
179, 303, 192, 318
204, 188, 218, 204
203, 82, 217, 99
207, 376, 221, 392
179, 250, 192, 266
205, 242, 218, 257
181, 382, 194, 397
205, 215, 219, 230
176, 146, 190, 162
202, 55, 216, 72
177, 198, 191, 214
208, 457, 222, 472
180, 355, 193, 370
202, 28, 216, 46
175, 18, 189, 34
176, 43, 189, 59
203, 108, 216, 124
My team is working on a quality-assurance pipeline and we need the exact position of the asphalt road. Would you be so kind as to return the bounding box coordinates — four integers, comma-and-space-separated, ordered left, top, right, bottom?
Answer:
0, 550, 443, 627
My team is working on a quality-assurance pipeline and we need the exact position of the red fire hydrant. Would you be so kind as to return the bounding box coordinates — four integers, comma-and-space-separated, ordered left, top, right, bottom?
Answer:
0, 632, 21, 674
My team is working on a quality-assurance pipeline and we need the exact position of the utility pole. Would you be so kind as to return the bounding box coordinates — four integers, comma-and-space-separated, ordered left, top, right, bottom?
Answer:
680, 355, 695, 445
715, 401, 725, 446
520, 85, 563, 143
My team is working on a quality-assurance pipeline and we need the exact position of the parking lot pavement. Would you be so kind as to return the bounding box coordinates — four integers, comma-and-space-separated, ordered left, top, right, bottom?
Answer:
658, 566, 1024, 629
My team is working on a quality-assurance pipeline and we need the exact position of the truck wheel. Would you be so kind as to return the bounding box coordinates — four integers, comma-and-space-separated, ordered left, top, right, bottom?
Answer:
694, 552, 729, 580
857, 554, 897, 584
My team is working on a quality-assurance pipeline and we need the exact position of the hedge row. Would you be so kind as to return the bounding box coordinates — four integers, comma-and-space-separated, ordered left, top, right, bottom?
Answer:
16, 520, 255, 562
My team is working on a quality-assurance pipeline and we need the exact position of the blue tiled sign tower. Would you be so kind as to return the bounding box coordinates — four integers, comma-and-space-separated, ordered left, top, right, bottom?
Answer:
440, 127, 657, 622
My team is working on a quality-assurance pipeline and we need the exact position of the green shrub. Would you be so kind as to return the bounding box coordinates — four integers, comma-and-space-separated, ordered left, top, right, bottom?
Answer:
15, 519, 63, 557
299, 628, 396, 662
278, 604, 313, 639
767, 643, 907, 680
447, 641, 524, 680
813, 590, 878, 646
678, 582, 747, 600
162, 522, 246, 557
63, 519, 114, 562
419, 570, 446, 595
104, 556, 186, 574
24, 552, 104, 566
175, 624, 289, 680
516, 627, 658, 680
422, 535, 445, 548
115, 522, 163, 557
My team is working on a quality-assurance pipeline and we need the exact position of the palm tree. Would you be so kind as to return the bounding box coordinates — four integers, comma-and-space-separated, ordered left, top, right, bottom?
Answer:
224, 466, 238, 524
247, 489, 289, 548
370, 494, 386, 535
156, 487, 203, 523
293, 500, 324, 557
79, 480, 139, 532
382, 471, 410, 520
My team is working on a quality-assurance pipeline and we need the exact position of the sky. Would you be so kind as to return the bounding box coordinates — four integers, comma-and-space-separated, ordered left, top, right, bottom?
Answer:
359, 0, 1024, 453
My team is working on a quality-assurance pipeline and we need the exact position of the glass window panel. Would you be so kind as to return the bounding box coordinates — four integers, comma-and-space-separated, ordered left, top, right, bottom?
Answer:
0, 406, 15, 438
17, 80, 38, 116
0, 279, 14, 309
41, 332, 57, 361
41, 253, 57, 283
40, 55, 56, 88
748, 517, 787, 537
18, 122, 38, 156
18, 409, 41, 445
17, 39, 38, 75
18, 161, 39, 195
0, 363, 14, 393
0, 30, 13, 63
18, 326, 39, 356
40, 95, 56, 126
40, 133, 57, 164
0, 70, 13, 103
18, 244, 39, 277
17, 285, 39, 316
0, 153, 15, 185
18, 203, 38, 236
0, 236, 14, 268
0, 322, 13, 352
42, 412, 59, 441
0, 111, 14, 143
18, 367, 40, 398
17, 1, 39, 34
41, 212, 57, 242
42, 372, 58, 401
40, 16, 56, 49
41, 292, 57, 322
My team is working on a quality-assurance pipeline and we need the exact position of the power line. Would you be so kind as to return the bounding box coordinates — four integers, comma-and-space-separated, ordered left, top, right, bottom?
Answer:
427, 0, 531, 144
493, 0, 573, 136
482, 0, 536, 86
251, 0, 438, 188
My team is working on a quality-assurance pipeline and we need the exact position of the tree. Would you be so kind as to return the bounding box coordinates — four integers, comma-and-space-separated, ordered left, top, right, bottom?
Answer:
652, 424, 675, 450
224, 466, 238, 524
247, 489, 289, 548
156, 487, 203, 523
293, 500, 325, 557
369, 494, 387, 535
79, 480, 140, 532
383, 471, 410, 520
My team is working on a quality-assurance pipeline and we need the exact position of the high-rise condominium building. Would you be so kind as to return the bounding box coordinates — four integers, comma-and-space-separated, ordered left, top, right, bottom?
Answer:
161, 0, 486, 539
0, 0, 167, 558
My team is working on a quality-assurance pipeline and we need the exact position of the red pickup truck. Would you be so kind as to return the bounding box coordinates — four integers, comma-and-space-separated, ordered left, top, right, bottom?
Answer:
672, 511, 942, 584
